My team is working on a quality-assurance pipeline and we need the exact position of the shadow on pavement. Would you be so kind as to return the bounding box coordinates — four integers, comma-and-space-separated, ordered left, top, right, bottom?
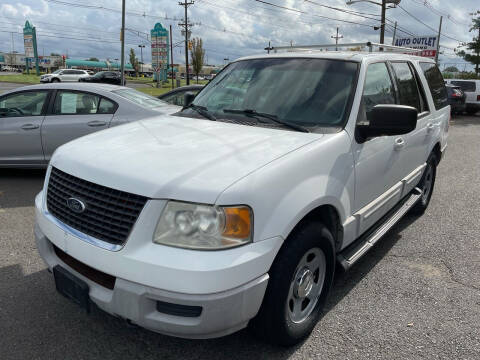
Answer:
0, 169, 46, 209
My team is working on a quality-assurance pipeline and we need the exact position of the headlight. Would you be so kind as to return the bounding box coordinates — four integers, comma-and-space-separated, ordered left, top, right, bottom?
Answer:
153, 201, 253, 250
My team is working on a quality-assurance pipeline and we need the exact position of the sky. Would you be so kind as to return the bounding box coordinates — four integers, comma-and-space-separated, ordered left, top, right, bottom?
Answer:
0, 0, 478, 69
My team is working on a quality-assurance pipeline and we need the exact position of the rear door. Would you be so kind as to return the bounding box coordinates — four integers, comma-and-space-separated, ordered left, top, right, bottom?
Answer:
41, 90, 117, 160
0, 90, 50, 166
388, 61, 431, 195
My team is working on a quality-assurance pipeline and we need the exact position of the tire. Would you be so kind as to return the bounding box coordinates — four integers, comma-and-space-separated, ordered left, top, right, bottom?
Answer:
249, 221, 335, 346
466, 108, 478, 115
410, 153, 437, 215
51, 78, 60, 83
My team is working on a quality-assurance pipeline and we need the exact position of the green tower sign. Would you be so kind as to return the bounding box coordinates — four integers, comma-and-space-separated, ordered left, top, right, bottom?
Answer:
23, 21, 40, 75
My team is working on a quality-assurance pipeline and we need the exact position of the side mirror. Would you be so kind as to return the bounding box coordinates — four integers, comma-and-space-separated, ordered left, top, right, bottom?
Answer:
183, 92, 196, 108
357, 104, 417, 140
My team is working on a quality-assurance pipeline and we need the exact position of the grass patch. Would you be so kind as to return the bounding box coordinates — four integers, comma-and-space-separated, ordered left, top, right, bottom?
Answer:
0, 74, 41, 84
136, 87, 172, 97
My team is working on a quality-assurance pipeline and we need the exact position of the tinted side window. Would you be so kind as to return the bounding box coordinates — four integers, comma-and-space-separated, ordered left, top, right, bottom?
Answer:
53, 91, 100, 115
451, 81, 476, 92
359, 62, 396, 123
420, 62, 448, 110
390, 62, 420, 111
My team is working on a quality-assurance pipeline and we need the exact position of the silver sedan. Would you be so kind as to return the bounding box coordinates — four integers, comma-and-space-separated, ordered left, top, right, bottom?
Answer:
0, 83, 181, 168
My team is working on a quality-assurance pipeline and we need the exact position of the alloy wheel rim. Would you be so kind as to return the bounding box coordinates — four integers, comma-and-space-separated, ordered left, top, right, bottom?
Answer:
286, 248, 326, 324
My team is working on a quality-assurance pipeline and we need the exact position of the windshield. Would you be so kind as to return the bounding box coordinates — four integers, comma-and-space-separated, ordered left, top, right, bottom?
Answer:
188, 58, 358, 129
113, 89, 168, 108
52, 70, 62, 74
93, 72, 106, 78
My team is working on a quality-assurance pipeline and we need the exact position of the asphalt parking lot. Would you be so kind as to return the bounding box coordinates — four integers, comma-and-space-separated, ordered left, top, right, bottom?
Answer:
1, 114, 480, 359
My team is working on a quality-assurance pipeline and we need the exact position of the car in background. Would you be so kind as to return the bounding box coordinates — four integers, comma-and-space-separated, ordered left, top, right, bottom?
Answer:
0, 83, 180, 168
158, 85, 204, 106
40, 69, 90, 83
79, 71, 123, 85
446, 84, 466, 115
445, 79, 480, 115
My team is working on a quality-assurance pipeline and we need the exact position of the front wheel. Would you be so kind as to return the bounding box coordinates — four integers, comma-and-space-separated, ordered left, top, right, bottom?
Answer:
249, 221, 335, 346
51, 78, 60, 83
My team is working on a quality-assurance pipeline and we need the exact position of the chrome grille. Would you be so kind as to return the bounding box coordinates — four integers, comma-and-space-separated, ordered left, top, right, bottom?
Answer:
46, 167, 148, 246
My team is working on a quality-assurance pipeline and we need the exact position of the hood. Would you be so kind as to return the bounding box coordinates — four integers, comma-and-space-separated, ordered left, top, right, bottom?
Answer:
51, 115, 322, 203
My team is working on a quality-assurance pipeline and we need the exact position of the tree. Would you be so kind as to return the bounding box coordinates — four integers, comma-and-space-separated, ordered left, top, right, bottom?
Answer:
50, 52, 61, 56
129, 48, 139, 77
190, 38, 205, 83
53, 59, 63, 69
87, 57, 99, 62
457, 11, 480, 77
444, 66, 459, 72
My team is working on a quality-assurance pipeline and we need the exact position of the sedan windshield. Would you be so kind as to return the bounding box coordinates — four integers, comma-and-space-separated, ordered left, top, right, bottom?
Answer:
113, 89, 168, 109
188, 58, 358, 129
93, 72, 106, 78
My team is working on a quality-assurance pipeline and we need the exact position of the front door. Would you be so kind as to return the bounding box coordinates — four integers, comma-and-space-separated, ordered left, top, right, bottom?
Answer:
352, 62, 405, 235
0, 90, 49, 166
41, 90, 116, 161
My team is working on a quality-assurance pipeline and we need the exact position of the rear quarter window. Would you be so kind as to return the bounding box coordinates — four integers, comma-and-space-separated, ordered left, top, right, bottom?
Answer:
419, 62, 448, 110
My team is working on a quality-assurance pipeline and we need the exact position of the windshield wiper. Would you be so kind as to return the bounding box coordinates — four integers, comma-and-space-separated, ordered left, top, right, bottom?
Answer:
223, 109, 309, 133
187, 104, 217, 121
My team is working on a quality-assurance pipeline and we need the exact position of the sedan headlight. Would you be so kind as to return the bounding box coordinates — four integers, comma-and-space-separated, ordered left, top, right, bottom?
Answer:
153, 201, 253, 250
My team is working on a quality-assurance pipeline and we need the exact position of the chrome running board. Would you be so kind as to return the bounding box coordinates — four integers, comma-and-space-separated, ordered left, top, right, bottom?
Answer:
337, 187, 422, 271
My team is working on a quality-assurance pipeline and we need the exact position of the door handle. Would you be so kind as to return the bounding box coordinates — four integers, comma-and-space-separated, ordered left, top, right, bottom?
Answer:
21, 123, 39, 130
394, 137, 405, 150
426, 123, 435, 133
87, 120, 107, 127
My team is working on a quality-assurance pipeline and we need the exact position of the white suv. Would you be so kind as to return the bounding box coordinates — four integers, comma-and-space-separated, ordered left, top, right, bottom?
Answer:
40, 69, 89, 82
35, 49, 449, 346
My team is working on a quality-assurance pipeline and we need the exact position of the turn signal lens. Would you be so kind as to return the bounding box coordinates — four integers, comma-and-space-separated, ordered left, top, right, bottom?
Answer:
222, 206, 252, 239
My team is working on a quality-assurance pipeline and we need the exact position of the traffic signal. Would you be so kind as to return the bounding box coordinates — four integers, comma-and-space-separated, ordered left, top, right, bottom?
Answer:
188, 40, 193, 50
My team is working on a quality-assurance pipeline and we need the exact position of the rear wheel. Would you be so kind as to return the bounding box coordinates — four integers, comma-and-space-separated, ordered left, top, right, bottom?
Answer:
411, 153, 437, 215
249, 221, 335, 346
466, 108, 478, 115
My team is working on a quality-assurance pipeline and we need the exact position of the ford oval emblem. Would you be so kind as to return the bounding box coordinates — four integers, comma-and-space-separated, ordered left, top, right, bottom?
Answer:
66, 197, 86, 214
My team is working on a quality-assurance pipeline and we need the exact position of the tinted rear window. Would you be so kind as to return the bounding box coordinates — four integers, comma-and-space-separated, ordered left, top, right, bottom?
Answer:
451, 81, 476, 92
420, 62, 448, 110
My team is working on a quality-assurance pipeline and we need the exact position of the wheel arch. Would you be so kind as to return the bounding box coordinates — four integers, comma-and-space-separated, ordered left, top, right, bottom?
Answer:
284, 203, 343, 253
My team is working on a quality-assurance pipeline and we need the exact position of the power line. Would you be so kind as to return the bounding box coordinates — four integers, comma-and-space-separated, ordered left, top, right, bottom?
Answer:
397, 4, 465, 43
407, 0, 462, 25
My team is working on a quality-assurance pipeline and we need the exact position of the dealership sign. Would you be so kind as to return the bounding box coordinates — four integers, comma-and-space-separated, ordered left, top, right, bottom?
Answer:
23, 20, 40, 74
150, 23, 169, 78
394, 35, 438, 58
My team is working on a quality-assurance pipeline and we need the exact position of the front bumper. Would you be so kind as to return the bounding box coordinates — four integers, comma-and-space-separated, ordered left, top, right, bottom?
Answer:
34, 189, 282, 338
35, 223, 269, 339
40, 78, 51, 83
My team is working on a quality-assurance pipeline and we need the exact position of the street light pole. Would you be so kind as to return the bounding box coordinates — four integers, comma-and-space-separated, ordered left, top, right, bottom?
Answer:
138, 44, 145, 74
120, 0, 125, 85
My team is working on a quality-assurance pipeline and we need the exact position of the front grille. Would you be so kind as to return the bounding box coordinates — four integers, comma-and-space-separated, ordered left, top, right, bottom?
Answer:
46, 167, 148, 246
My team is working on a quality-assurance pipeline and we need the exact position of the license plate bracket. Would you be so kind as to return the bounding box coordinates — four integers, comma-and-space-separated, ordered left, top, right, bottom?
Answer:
53, 265, 90, 313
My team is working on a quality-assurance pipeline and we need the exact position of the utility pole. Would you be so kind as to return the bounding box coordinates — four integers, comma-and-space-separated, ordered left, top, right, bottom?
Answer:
331, 27, 343, 51
179, 1, 194, 85
380, 0, 386, 47
170, 24, 174, 90
435, 16, 442, 64
264, 41, 273, 54
120, 0, 126, 85
391, 21, 397, 45
10, 32, 14, 68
